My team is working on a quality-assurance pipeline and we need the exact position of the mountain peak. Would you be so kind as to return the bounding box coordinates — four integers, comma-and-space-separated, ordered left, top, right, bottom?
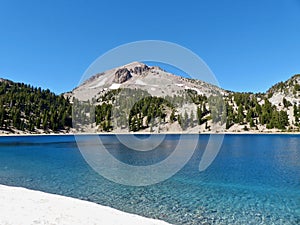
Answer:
71, 60, 224, 102
122, 61, 146, 69
112, 62, 152, 83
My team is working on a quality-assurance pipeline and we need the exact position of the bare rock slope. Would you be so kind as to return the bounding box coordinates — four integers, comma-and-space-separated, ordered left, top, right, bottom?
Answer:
69, 62, 224, 102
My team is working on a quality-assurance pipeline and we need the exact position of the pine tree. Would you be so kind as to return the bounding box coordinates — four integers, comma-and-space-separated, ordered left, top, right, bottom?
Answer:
190, 110, 195, 127
250, 118, 255, 127
197, 106, 202, 125
183, 110, 189, 130
237, 105, 244, 124
170, 109, 176, 123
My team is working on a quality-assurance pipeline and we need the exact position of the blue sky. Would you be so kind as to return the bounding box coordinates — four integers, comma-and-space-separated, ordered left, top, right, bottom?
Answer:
0, 0, 299, 94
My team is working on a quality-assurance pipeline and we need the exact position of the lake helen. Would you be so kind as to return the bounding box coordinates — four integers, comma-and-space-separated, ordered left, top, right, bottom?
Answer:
0, 134, 299, 224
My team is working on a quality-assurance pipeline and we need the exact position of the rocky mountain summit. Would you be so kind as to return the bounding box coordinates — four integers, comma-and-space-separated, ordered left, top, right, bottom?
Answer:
69, 62, 223, 102
113, 63, 151, 83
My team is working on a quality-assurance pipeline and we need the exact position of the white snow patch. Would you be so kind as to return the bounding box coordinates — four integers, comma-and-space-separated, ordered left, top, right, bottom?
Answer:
175, 83, 184, 87
151, 87, 156, 91
109, 83, 121, 90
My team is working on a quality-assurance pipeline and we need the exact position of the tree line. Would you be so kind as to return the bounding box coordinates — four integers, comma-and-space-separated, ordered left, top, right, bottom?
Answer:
0, 80, 297, 133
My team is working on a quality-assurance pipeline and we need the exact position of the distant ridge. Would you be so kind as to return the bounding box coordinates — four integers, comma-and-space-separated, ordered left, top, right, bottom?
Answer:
0, 78, 12, 83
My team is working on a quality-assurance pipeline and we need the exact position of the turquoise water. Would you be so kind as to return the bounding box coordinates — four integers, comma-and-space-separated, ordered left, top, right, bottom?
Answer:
0, 134, 299, 224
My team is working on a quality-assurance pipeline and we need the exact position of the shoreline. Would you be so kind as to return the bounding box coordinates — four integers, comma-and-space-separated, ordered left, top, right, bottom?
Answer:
1, 131, 300, 137
0, 184, 170, 225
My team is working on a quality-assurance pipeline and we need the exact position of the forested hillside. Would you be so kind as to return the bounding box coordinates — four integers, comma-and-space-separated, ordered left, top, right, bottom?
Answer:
0, 79, 72, 133
71, 87, 300, 133
223, 92, 291, 131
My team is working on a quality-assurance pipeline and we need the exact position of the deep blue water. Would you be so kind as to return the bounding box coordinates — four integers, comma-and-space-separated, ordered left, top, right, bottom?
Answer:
0, 134, 299, 224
